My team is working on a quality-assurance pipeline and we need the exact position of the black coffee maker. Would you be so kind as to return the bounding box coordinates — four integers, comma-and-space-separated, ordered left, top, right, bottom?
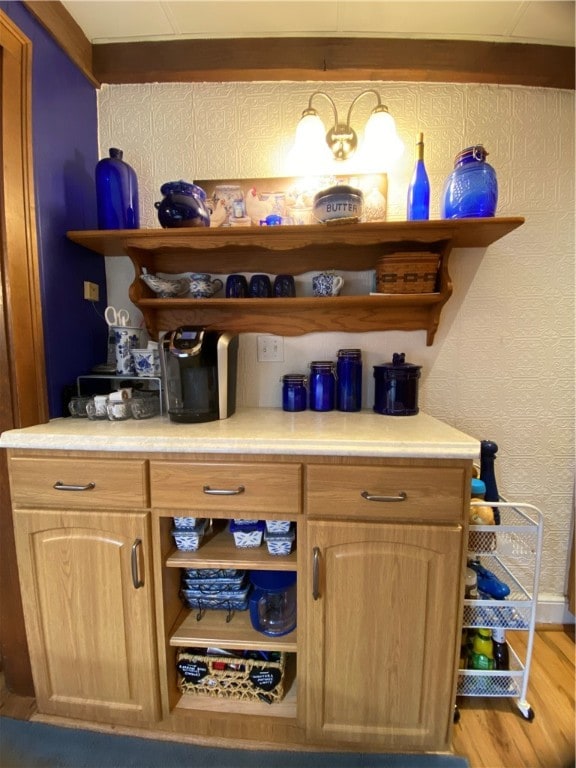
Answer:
160, 327, 238, 423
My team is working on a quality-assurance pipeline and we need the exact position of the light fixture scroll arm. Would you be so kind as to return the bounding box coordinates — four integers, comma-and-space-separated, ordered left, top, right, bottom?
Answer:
345, 88, 384, 129
305, 90, 340, 126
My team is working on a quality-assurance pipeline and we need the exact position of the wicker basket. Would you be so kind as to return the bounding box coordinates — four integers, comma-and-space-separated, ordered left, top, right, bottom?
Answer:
176, 649, 286, 703
375, 252, 439, 294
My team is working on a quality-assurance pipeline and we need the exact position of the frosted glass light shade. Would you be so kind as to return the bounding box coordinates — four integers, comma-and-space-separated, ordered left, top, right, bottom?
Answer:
361, 109, 404, 172
287, 112, 333, 175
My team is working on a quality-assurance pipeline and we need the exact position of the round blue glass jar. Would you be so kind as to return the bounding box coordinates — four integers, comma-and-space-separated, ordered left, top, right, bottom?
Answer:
441, 146, 498, 219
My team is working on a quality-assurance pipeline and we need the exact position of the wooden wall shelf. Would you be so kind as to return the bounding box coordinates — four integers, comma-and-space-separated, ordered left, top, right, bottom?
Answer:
68, 217, 524, 345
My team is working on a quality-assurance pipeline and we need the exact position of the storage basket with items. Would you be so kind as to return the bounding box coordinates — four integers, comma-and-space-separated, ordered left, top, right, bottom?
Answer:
176, 647, 287, 704
374, 251, 439, 294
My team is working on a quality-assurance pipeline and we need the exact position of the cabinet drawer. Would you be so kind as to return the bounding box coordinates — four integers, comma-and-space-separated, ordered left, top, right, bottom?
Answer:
306, 464, 466, 523
8, 457, 148, 509
150, 462, 302, 516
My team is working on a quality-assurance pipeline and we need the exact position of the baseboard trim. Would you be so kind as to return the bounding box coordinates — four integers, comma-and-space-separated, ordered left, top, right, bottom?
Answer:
537, 595, 575, 625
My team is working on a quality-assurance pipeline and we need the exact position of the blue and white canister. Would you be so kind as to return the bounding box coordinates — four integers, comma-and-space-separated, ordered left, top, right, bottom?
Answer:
113, 326, 145, 375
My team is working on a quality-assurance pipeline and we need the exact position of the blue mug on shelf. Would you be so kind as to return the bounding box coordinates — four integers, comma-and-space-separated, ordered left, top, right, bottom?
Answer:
249, 274, 273, 298
226, 274, 249, 298
273, 274, 296, 298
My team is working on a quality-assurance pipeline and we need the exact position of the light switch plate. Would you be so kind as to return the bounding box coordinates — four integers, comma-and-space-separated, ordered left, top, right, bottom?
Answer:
257, 335, 284, 362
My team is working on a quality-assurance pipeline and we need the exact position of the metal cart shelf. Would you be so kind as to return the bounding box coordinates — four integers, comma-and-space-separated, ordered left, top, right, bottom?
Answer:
457, 501, 543, 721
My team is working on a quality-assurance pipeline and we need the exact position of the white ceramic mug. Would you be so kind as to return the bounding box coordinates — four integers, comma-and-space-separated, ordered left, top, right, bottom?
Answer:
312, 272, 344, 297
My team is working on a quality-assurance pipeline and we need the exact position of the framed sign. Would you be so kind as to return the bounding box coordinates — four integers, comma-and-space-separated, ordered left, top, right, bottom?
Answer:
194, 174, 388, 226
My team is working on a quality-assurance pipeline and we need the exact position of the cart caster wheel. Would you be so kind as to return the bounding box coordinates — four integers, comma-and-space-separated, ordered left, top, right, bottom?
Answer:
453, 705, 461, 724
518, 701, 535, 721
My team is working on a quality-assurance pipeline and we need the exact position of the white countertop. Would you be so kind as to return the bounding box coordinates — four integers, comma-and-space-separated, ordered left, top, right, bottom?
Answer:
0, 408, 479, 459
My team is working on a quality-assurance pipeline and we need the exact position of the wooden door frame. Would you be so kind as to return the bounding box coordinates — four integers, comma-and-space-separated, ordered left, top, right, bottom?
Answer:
1, 9, 48, 694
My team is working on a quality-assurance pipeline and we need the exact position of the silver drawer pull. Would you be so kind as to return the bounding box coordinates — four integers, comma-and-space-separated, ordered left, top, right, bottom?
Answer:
53, 481, 96, 492
131, 539, 144, 589
202, 485, 245, 496
361, 490, 407, 502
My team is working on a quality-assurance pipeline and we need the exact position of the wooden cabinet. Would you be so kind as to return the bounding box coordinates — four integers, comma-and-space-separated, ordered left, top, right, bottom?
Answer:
305, 519, 462, 751
7, 446, 471, 751
303, 461, 467, 750
10, 457, 160, 726
67, 218, 523, 344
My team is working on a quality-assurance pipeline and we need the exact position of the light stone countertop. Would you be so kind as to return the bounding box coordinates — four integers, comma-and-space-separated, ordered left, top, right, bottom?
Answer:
0, 408, 479, 459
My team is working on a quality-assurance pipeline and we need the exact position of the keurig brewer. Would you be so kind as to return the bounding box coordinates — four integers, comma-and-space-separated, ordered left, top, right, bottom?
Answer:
160, 327, 238, 423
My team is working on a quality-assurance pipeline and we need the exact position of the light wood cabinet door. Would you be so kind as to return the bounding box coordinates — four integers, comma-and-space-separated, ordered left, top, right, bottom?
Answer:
305, 519, 463, 751
13, 509, 160, 725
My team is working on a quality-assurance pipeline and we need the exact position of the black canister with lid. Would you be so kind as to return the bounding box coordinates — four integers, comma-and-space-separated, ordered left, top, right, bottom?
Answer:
373, 352, 421, 416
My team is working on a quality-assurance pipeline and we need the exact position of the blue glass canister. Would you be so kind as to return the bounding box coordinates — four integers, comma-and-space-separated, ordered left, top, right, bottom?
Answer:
309, 361, 336, 412
440, 145, 498, 219
282, 374, 308, 412
336, 348, 362, 412
95, 148, 140, 229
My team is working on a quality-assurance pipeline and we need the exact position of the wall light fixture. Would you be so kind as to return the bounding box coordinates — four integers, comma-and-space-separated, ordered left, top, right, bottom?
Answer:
292, 89, 404, 171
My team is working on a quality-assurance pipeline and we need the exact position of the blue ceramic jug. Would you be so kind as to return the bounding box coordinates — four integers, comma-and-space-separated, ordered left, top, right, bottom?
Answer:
155, 180, 210, 228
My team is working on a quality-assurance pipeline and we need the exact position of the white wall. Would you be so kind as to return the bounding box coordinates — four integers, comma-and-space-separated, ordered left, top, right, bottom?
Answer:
98, 81, 575, 615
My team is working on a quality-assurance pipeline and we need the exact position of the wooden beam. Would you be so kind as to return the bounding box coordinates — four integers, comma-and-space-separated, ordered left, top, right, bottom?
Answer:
22, 1, 97, 87
93, 37, 575, 90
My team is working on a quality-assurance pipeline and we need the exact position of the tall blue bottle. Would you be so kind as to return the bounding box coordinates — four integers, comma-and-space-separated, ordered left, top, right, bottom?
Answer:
96, 148, 140, 230
406, 132, 430, 221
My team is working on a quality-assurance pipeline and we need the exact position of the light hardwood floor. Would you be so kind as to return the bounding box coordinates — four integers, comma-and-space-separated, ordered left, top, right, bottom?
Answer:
1, 628, 574, 768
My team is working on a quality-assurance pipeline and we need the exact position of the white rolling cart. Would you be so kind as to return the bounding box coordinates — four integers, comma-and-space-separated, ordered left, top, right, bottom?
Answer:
457, 499, 544, 721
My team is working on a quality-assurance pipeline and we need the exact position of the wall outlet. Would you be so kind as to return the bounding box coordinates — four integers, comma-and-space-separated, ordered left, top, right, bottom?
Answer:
83, 281, 99, 301
257, 335, 284, 362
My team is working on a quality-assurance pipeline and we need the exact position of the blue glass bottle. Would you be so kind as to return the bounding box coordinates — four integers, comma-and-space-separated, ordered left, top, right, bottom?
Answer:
407, 132, 430, 221
96, 148, 140, 230
336, 349, 362, 412
441, 145, 498, 219
309, 361, 336, 412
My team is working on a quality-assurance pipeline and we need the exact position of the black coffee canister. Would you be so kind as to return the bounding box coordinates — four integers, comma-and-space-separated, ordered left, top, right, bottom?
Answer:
373, 353, 421, 416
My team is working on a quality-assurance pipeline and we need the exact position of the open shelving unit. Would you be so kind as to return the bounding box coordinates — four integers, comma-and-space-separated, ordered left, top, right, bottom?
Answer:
68, 217, 524, 345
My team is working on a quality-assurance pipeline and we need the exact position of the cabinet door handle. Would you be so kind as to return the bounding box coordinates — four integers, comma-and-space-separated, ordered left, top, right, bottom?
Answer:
312, 546, 320, 600
53, 481, 96, 492
131, 539, 144, 589
202, 485, 245, 496
361, 490, 407, 502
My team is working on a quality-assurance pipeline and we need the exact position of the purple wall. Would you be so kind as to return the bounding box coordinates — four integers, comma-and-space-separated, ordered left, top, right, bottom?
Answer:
2, 2, 107, 417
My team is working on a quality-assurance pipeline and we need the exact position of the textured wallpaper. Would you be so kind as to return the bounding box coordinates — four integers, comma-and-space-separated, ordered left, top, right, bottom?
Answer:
98, 81, 575, 611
